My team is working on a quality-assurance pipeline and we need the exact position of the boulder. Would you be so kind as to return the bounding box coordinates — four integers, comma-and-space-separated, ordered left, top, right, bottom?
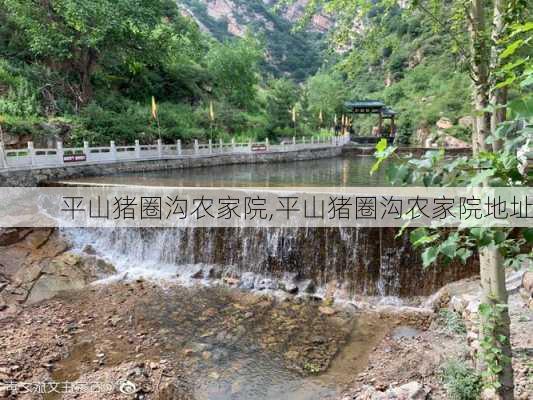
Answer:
522, 271, 533, 296
25, 253, 88, 304
0, 228, 32, 246
436, 117, 453, 130
298, 279, 316, 294
387, 381, 427, 399
443, 135, 469, 148
415, 126, 431, 145
239, 272, 256, 290
279, 273, 298, 294
458, 116, 474, 128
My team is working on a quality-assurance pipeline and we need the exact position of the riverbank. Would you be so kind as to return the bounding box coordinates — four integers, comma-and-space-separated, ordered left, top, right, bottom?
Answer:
1, 229, 531, 400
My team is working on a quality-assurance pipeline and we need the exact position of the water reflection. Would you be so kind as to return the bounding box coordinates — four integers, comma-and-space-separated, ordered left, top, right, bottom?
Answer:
63, 156, 388, 187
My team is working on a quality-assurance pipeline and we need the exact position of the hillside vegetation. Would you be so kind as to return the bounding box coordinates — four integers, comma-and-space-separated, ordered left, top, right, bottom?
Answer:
0, 0, 476, 148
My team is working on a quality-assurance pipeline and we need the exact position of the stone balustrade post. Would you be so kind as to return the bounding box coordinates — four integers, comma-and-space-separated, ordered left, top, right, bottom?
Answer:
292, 136, 296, 146
219, 139, 223, 152
110, 141, 117, 161
135, 140, 141, 159
57, 141, 64, 165
27, 141, 35, 166
231, 138, 236, 152
311, 136, 314, 145
0, 141, 6, 169
208, 139, 212, 154
157, 139, 163, 158
265, 138, 269, 150
83, 141, 89, 157
302, 137, 306, 145
194, 139, 199, 155
248, 139, 252, 152
177, 139, 182, 156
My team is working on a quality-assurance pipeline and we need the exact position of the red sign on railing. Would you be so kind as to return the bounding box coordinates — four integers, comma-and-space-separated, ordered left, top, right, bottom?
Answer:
251, 144, 267, 152
63, 154, 87, 163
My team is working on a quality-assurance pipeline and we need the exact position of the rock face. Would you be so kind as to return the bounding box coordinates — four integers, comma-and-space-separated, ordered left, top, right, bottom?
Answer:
178, 0, 330, 79
0, 228, 116, 310
436, 117, 453, 130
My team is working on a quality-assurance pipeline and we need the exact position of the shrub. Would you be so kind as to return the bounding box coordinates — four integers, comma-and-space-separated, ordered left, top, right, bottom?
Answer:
437, 309, 467, 335
440, 360, 482, 400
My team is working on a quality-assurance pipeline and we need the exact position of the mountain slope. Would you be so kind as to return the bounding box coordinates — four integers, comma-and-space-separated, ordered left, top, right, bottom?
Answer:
178, 0, 331, 81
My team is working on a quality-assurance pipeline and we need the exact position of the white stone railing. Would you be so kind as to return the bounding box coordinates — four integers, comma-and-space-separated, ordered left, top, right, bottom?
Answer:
0, 134, 350, 171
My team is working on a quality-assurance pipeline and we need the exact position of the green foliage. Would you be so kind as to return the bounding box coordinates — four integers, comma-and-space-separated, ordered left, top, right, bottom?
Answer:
0, 60, 39, 117
437, 309, 467, 335
440, 360, 482, 400
265, 78, 300, 138
206, 36, 264, 109
304, 71, 346, 127
478, 302, 512, 390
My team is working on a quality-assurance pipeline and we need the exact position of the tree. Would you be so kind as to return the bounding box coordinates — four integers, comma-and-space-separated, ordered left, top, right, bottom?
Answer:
1, 0, 167, 104
305, 71, 346, 128
265, 77, 300, 137
296, 0, 531, 397
206, 35, 264, 109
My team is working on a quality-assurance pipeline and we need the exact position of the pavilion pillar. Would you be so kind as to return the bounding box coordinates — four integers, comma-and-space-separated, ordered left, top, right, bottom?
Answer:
391, 116, 396, 137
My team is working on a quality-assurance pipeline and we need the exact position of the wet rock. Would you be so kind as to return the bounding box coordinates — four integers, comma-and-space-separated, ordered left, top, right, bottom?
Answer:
298, 279, 316, 294
189, 265, 205, 279
82, 244, 97, 255
255, 278, 277, 291
82, 256, 116, 278
239, 272, 255, 290
280, 273, 298, 294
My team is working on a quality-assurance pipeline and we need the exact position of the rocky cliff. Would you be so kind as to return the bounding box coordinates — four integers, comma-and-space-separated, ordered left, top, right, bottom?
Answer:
178, 0, 332, 80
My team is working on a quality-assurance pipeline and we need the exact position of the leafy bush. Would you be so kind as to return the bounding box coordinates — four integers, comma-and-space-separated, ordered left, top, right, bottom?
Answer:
437, 309, 467, 335
440, 360, 482, 400
0, 60, 40, 117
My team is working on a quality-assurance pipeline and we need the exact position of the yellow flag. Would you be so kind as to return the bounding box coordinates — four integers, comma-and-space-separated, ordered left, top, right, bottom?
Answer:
151, 96, 158, 120
209, 101, 215, 122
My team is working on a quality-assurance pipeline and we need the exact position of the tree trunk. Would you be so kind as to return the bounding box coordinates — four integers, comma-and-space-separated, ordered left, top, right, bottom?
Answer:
490, 0, 508, 151
468, 0, 491, 154
479, 248, 514, 399
468, 1, 514, 397
78, 48, 97, 106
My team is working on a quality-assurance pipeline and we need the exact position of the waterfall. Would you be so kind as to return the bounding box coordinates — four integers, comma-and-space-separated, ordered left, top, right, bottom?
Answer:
65, 227, 479, 297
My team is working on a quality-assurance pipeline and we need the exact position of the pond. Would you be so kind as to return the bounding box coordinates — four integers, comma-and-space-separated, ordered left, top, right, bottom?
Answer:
62, 156, 389, 187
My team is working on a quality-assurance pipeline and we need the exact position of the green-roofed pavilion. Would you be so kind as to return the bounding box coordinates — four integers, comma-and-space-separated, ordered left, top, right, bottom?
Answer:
344, 100, 397, 138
